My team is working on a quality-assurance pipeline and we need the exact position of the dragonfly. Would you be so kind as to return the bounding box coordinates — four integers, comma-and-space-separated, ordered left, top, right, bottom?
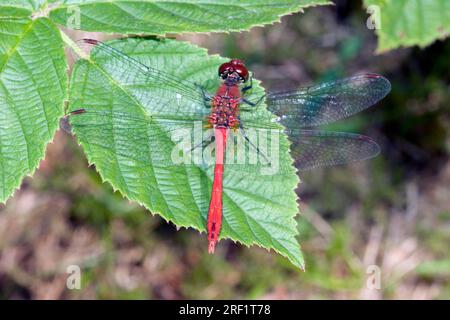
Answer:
64, 39, 391, 254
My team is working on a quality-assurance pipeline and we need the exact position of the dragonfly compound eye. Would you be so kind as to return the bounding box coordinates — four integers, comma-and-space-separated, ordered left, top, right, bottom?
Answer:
218, 59, 249, 83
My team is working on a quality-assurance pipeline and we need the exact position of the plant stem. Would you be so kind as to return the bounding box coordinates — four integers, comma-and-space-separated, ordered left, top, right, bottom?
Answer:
60, 30, 88, 59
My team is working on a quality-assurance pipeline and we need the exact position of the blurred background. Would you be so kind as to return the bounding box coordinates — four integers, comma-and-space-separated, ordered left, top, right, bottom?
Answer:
0, 1, 449, 299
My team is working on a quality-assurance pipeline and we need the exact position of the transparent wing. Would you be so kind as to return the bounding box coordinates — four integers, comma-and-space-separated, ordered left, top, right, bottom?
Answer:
73, 39, 212, 119
265, 74, 391, 128
287, 130, 380, 171
64, 109, 380, 172
65, 108, 214, 169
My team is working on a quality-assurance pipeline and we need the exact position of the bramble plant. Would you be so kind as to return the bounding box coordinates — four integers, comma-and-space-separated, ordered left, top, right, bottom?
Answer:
0, 0, 448, 268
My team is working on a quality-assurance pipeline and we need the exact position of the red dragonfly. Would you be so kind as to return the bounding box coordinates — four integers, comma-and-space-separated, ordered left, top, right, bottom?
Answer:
65, 39, 391, 253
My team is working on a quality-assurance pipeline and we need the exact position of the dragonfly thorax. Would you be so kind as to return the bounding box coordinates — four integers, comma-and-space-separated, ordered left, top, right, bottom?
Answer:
208, 94, 240, 129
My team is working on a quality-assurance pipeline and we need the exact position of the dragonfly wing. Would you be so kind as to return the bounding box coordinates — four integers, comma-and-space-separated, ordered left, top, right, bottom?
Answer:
66, 109, 208, 131
74, 39, 211, 119
266, 74, 391, 128
67, 108, 213, 168
66, 110, 379, 172
287, 130, 380, 171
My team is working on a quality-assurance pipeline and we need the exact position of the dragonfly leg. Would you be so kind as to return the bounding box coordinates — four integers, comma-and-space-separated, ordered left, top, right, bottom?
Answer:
185, 135, 214, 154
241, 94, 266, 109
240, 73, 266, 109
238, 122, 271, 165
240, 71, 266, 109
241, 98, 256, 106
195, 83, 212, 108
241, 72, 254, 93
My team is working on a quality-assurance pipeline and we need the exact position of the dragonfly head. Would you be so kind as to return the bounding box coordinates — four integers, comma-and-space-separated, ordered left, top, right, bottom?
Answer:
218, 59, 249, 84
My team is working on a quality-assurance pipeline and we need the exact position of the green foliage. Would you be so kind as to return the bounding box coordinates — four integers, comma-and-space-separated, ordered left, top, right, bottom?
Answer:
0, 0, 46, 18
49, 0, 331, 35
68, 38, 303, 268
0, 1, 332, 213
365, 0, 450, 52
0, 17, 67, 202
0, 0, 333, 268
417, 259, 450, 279
0, 0, 447, 270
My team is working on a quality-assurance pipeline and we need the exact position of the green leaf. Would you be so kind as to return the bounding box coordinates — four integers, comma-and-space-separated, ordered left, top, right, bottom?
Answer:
0, 18, 67, 202
364, 0, 450, 52
67, 38, 303, 268
416, 259, 450, 278
0, 0, 46, 18
50, 0, 331, 35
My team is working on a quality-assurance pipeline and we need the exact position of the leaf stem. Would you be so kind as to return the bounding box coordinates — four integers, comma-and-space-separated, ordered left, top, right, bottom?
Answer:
60, 30, 88, 59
